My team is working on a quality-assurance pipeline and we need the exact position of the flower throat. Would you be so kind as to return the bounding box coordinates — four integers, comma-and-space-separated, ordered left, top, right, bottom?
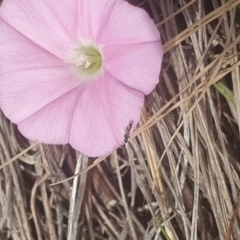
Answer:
74, 46, 103, 79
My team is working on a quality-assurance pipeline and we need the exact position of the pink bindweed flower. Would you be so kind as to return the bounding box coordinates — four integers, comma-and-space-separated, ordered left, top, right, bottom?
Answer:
0, 0, 163, 157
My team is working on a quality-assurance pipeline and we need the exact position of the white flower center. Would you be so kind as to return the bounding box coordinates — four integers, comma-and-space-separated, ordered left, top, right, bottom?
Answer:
71, 44, 103, 81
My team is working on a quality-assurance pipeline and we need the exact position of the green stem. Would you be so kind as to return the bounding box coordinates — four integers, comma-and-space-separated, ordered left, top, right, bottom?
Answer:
151, 213, 172, 240
212, 82, 235, 106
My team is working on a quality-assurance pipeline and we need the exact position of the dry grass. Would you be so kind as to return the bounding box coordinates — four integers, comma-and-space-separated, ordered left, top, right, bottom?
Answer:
1, 0, 240, 239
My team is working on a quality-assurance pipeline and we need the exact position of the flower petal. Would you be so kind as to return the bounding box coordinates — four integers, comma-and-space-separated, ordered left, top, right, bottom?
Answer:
0, 69, 79, 124
0, 19, 64, 75
0, 19, 79, 123
0, 0, 78, 58
18, 88, 82, 144
77, 0, 118, 42
69, 72, 144, 157
97, 0, 160, 45
103, 42, 162, 94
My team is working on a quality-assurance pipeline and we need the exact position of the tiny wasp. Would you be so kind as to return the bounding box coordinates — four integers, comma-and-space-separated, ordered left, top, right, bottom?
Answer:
124, 120, 133, 143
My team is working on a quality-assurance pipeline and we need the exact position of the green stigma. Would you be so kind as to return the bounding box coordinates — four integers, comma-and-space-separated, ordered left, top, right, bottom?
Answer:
73, 45, 103, 80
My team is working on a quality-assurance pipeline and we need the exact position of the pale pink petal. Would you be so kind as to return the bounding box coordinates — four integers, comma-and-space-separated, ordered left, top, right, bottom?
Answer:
97, 0, 160, 45
0, 0, 78, 58
77, 0, 117, 41
69, 72, 144, 157
0, 19, 79, 123
0, 69, 79, 124
0, 19, 64, 74
103, 42, 162, 94
18, 88, 82, 144
0, 0, 162, 157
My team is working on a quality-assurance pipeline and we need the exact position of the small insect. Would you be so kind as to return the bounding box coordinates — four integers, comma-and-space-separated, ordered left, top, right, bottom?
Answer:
124, 120, 134, 143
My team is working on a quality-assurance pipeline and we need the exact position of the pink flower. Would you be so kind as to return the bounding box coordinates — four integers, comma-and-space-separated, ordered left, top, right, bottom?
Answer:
0, 0, 163, 157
